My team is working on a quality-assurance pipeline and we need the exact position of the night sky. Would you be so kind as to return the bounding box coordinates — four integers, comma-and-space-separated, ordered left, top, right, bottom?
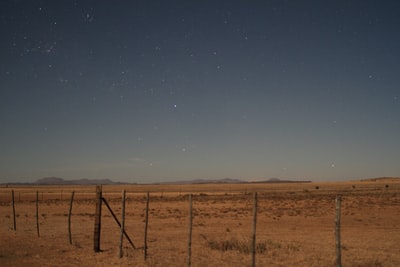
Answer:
1, 1, 399, 183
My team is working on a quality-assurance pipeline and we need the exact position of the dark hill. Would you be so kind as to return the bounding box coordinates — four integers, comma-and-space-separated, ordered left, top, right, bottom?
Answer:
35, 177, 119, 185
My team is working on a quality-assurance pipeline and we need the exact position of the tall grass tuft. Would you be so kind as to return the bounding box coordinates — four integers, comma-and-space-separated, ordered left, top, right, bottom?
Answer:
207, 237, 267, 254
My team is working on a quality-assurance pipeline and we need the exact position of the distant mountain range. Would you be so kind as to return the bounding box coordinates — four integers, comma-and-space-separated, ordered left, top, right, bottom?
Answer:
3, 177, 311, 185
153, 177, 311, 185
155, 178, 246, 185
3, 176, 399, 186
34, 177, 121, 185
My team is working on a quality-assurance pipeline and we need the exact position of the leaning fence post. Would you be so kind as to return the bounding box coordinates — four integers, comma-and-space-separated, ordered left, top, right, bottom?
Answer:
94, 185, 102, 252
335, 195, 342, 267
102, 198, 136, 249
144, 191, 150, 260
187, 194, 193, 267
36, 191, 40, 237
11, 190, 16, 231
119, 190, 126, 258
68, 191, 75, 245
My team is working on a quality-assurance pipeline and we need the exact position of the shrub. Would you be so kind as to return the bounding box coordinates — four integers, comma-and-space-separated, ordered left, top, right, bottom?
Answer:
207, 237, 267, 254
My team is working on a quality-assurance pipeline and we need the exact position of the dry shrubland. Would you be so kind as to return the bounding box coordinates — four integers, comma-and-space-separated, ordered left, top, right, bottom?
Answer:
1, 180, 400, 266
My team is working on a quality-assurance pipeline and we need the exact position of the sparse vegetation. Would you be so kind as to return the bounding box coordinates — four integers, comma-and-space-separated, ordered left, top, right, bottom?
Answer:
207, 237, 267, 254
0, 179, 399, 266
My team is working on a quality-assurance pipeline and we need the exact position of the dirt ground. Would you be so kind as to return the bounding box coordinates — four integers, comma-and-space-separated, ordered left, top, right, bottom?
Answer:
1, 179, 400, 266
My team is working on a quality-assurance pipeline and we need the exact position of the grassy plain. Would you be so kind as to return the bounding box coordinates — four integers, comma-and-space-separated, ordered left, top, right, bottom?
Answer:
1, 179, 400, 266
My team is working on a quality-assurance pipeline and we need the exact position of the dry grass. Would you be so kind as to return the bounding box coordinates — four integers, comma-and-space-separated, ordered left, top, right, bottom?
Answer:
206, 237, 267, 254
0, 179, 400, 266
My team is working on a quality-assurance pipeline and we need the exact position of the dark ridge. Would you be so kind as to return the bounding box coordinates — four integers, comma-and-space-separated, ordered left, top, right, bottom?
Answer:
360, 177, 400, 182
34, 177, 120, 185
153, 177, 310, 185
249, 178, 312, 184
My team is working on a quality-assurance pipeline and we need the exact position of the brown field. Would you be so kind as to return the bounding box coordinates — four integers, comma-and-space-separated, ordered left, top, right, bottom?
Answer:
1, 179, 400, 266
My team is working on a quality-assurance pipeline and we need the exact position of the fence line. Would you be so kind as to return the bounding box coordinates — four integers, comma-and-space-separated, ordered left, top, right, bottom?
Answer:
119, 190, 126, 258
11, 190, 16, 231
187, 194, 193, 267
93, 185, 102, 252
335, 195, 342, 267
144, 191, 150, 260
68, 191, 75, 245
251, 192, 258, 267
36, 191, 39, 237
3, 187, 393, 266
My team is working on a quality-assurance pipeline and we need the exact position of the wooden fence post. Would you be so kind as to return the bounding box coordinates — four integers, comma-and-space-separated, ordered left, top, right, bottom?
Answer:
187, 194, 193, 267
36, 191, 40, 237
68, 191, 75, 245
252, 192, 258, 267
94, 185, 102, 252
11, 190, 16, 231
335, 195, 342, 267
144, 191, 150, 260
119, 190, 126, 258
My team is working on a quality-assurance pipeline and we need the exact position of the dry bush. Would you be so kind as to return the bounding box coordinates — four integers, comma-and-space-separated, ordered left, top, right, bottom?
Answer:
207, 237, 267, 254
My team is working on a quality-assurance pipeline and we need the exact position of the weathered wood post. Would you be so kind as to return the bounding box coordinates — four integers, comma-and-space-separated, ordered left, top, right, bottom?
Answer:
335, 195, 342, 267
68, 191, 75, 245
36, 191, 40, 237
251, 192, 258, 267
187, 194, 193, 267
119, 190, 126, 258
94, 185, 102, 252
11, 190, 16, 231
144, 191, 150, 260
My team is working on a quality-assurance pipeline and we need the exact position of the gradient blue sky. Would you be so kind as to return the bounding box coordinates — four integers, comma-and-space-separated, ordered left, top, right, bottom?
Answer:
1, 1, 399, 183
